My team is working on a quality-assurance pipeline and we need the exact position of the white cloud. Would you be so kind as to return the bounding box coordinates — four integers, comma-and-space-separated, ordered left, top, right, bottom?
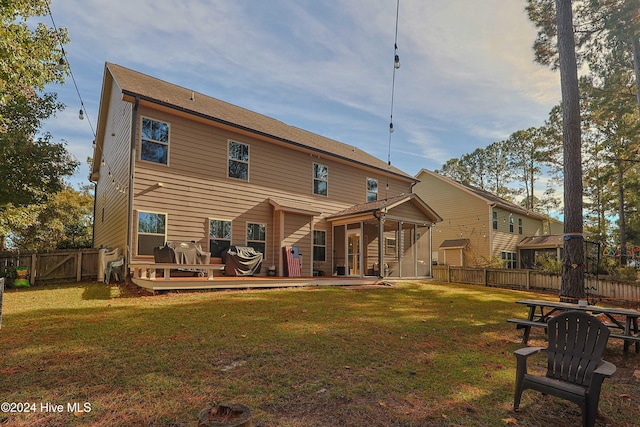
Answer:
44, 0, 561, 185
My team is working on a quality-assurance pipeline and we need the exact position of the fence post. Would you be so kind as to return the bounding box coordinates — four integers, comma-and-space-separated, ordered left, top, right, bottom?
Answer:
526, 270, 531, 290
30, 253, 37, 286
76, 251, 83, 282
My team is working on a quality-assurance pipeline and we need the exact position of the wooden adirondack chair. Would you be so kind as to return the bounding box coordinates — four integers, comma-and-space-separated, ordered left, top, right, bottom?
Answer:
514, 310, 616, 427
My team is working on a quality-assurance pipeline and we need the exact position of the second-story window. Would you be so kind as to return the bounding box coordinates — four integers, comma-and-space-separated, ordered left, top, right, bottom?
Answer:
367, 178, 378, 202
140, 117, 169, 164
314, 163, 328, 196
518, 218, 523, 235
492, 211, 498, 230
509, 214, 514, 233
228, 141, 249, 180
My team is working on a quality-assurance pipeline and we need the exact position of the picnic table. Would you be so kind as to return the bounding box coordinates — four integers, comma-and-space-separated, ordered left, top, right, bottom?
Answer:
508, 299, 640, 355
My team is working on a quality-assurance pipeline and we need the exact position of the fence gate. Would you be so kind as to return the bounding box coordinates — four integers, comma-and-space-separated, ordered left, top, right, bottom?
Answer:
0, 249, 99, 285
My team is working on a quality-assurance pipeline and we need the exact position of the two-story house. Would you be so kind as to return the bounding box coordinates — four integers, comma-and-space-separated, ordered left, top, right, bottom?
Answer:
91, 63, 441, 288
413, 169, 562, 268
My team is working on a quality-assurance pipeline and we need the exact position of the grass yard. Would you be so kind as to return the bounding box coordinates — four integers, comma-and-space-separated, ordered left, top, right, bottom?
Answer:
0, 280, 638, 426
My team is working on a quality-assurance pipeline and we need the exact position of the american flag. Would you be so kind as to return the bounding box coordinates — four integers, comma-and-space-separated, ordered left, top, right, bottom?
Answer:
285, 246, 302, 277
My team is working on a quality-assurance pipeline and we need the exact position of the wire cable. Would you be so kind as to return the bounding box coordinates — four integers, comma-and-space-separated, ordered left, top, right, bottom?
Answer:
45, 2, 96, 139
385, 0, 401, 203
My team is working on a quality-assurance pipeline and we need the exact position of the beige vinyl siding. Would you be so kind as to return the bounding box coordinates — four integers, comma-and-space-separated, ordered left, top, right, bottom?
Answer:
129, 105, 413, 269
93, 81, 131, 253
388, 202, 432, 224
283, 214, 312, 276
414, 172, 491, 264
491, 208, 546, 258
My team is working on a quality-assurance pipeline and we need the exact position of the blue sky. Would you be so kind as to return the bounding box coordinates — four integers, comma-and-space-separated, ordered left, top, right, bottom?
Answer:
40, 0, 561, 189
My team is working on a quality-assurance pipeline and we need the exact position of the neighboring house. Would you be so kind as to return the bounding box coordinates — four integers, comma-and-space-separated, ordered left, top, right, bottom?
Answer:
90, 63, 441, 280
413, 169, 561, 268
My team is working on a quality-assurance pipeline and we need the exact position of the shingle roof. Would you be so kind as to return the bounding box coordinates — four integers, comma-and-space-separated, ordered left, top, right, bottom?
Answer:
439, 239, 470, 248
327, 193, 442, 223
329, 194, 410, 218
105, 63, 414, 181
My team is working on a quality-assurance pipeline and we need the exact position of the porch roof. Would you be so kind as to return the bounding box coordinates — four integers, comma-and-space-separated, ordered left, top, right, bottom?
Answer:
439, 239, 470, 249
326, 194, 442, 224
517, 235, 563, 249
269, 198, 322, 216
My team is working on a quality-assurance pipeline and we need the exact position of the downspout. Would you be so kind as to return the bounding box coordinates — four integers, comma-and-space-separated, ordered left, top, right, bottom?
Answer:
373, 210, 384, 278
489, 203, 496, 260
90, 181, 97, 248
429, 225, 433, 277
126, 96, 140, 276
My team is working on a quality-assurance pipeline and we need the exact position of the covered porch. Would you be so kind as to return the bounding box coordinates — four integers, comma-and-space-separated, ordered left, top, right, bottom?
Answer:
328, 194, 442, 279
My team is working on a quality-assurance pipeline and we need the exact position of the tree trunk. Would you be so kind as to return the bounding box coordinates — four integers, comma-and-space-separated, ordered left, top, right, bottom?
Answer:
556, 0, 585, 300
632, 37, 640, 118
617, 166, 627, 266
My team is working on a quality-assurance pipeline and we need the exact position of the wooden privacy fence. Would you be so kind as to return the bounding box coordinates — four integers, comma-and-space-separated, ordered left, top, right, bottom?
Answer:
0, 249, 100, 285
433, 265, 640, 301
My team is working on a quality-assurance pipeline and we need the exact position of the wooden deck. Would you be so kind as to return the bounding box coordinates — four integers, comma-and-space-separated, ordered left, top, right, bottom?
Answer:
129, 263, 381, 291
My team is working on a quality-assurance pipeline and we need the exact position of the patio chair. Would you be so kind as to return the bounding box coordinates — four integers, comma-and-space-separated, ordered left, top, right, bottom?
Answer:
514, 310, 616, 427
105, 257, 125, 285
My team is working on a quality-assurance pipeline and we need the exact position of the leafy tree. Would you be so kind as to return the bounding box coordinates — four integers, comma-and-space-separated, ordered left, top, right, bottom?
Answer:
526, 0, 640, 114
483, 140, 514, 200
0, 0, 79, 246
437, 158, 471, 185
7, 186, 93, 251
0, 0, 68, 131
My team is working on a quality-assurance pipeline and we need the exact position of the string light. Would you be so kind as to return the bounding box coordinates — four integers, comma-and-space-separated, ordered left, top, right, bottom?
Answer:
385, 0, 401, 202
46, 2, 128, 193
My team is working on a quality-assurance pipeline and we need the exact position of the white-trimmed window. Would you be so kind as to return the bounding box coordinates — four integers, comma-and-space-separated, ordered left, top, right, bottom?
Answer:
210, 219, 232, 257
367, 178, 378, 202
137, 211, 166, 255
385, 236, 397, 256
509, 215, 514, 233
228, 140, 249, 180
501, 251, 517, 269
518, 218, 523, 235
492, 211, 498, 230
140, 117, 169, 164
247, 223, 266, 254
313, 230, 326, 262
313, 163, 328, 196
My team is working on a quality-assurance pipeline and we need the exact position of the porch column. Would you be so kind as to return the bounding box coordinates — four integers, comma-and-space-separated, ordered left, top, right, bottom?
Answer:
378, 216, 384, 278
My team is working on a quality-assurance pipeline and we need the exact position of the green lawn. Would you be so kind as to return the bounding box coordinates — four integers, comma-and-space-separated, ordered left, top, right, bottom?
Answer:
0, 281, 637, 426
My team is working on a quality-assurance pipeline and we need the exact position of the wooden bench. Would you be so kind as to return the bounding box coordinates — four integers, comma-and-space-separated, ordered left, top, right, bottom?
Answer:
507, 318, 548, 344
130, 263, 225, 281
508, 318, 640, 352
